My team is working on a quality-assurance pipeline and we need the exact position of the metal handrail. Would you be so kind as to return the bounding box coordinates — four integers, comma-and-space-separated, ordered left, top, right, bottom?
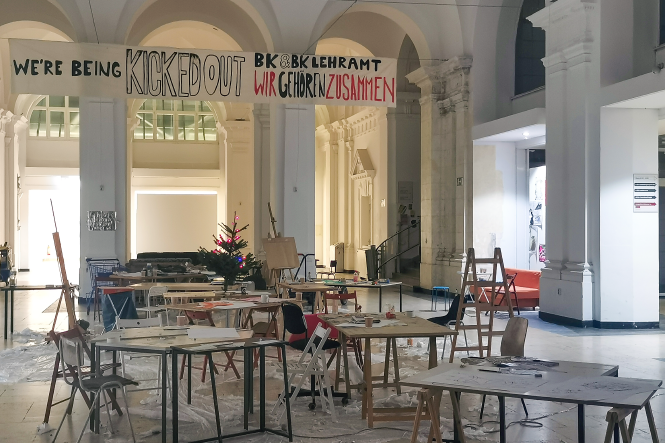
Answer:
376, 220, 420, 276
377, 220, 420, 252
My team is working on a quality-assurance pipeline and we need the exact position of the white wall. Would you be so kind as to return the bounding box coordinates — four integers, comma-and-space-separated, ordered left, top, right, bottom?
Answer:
135, 193, 217, 253
598, 107, 660, 324
27, 139, 78, 168
472, 143, 518, 267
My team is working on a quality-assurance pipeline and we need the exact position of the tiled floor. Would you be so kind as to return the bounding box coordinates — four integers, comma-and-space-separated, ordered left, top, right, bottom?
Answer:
0, 273, 664, 442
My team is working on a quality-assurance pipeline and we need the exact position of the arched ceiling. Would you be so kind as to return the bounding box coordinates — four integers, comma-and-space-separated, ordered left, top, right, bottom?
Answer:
125, 0, 271, 51
140, 21, 242, 51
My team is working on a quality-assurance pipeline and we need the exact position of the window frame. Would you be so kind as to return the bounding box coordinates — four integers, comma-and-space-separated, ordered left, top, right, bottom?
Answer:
133, 100, 218, 142
28, 96, 80, 139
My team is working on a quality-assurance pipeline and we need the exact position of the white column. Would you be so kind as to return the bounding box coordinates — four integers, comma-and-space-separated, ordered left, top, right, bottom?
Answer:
276, 104, 316, 278
79, 98, 127, 298
530, 0, 598, 324
253, 104, 271, 257
599, 108, 659, 327
224, 121, 255, 250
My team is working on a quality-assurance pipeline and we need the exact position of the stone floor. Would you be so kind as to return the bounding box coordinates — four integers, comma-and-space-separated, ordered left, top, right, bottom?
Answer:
0, 271, 664, 442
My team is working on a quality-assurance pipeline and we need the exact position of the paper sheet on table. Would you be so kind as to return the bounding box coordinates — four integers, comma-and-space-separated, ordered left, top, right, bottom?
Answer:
212, 301, 256, 310
422, 368, 548, 393
524, 376, 660, 402
187, 328, 240, 339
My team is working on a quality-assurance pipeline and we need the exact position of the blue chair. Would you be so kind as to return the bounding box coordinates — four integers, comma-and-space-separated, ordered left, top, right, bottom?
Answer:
431, 286, 450, 311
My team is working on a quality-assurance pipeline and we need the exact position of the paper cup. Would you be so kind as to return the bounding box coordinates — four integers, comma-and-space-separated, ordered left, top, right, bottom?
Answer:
177, 315, 187, 326
364, 317, 374, 327
295, 292, 303, 301
260, 294, 269, 303
406, 311, 415, 318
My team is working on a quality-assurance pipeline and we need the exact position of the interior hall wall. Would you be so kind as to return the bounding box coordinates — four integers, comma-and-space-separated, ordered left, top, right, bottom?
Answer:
395, 111, 421, 262
473, 143, 517, 267
135, 193, 217, 254
133, 141, 219, 169
27, 139, 78, 168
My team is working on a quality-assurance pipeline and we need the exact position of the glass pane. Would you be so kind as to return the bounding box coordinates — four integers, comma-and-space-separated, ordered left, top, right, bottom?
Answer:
140, 100, 154, 111
176, 100, 196, 112
199, 115, 217, 141
68, 96, 79, 108
178, 115, 195, 140
135, 112, 154, 140
49, 111, 65, 137
200, 101, 211, 112
155, 100, 173, 111
69, 112, 79, 138
29, 110, 46, 137
50, 96, 65, 107
36, 97, 46, 107
156, 114, 174, 140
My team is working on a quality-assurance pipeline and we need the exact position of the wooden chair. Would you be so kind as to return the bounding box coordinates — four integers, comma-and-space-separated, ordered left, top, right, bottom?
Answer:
479, 317, 529, 418
43, 327, 123, 426
323, 291, 364, 370
178, 311, 241, 381
495, 273, 520, 315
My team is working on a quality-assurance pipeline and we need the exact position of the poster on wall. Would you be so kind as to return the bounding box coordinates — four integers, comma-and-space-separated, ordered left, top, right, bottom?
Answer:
8, 39, 397, 107
633, 174, 658, 213
528, 166, 546, 270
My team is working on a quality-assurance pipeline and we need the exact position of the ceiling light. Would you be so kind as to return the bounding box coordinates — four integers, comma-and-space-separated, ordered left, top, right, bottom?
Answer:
522, 131, 530, 139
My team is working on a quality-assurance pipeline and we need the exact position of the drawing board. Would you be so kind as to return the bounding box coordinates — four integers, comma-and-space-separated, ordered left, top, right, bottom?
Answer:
262, 237, 299, 270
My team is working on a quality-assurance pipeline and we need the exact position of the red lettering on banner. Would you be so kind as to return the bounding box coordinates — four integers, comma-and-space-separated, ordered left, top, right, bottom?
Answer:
374, 76, 382, 102
367, 78, 373, 101
350, 75, 357, 101
326, 74, 335, 99
342, 74, 350, 100
269, 71, 277, 96
254, 71, 265, 95
384, 77, 394, 103
336, 74, 342, 99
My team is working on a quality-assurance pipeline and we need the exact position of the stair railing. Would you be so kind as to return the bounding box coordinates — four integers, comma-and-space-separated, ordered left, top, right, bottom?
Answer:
376, 219, 420, 278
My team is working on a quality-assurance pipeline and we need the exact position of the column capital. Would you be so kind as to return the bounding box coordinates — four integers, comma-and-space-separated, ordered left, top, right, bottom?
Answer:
253, 103, 270, 126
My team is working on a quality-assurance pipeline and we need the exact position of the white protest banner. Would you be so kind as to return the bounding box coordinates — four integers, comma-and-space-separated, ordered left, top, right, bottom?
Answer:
9, 39, 397, 107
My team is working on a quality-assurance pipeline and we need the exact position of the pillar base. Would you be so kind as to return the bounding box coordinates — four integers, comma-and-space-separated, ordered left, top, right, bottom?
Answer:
539, 311, 659, 329
420, 260, 464, 293
539, 266, 593, 324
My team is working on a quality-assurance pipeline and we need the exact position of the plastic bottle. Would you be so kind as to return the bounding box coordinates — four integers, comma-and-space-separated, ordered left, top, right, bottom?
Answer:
353, 271, 359, 282
147, 263, 153, 277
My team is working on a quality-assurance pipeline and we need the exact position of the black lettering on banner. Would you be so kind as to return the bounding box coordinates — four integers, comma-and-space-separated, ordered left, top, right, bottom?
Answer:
99, 62, 109, 77
278, 71, 288, 98
266, 54, 277, 69
317, 73, 325, 97
44, 60, 53, 75
13, 59, 29, 75
162, 52, 177, 96
204, 55, 220, 94
306, 73, 313, 98
255, 53, 264, 68
111, 61, 121, 78
30, 59, 40, 75
300, 55, 309, 69
56, 61, 63, 75
292, 54, 299, 69
299, 72, 306, 98
189, 53, 201, 96
327, 56, 335, 69
148, 51, 162, 96
72, 60, 82, 76
339, 57, 346, 69
233, 56, 245, 96
178, 53, 190, 97
83, 60, 92, 76
360, 59, 369, 70
126, 49, 144, 94
372, 60, 381, 71
312, 57, 319, 69
220, 55, 232, 96
348, 58, 358, 70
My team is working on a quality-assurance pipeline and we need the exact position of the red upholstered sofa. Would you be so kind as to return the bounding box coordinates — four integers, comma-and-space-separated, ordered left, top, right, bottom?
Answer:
499, 268, 540, 309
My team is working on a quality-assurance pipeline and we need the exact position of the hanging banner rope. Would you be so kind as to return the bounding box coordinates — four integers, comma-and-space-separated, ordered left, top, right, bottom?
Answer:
8, 39, 397, 107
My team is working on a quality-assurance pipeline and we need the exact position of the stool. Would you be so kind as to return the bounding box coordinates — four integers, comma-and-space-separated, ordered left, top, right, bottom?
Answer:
604, 402, 659, 443
431, 287, 450, 311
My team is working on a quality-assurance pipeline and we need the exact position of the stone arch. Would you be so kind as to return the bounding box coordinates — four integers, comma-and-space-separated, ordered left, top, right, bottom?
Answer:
124, 0, 273, 51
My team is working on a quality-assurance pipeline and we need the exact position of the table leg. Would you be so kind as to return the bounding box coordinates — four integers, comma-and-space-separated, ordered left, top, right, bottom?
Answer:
244, 348, 250, 429
449, 390, 466, 443
578, 404, 585, 443
187, 354, 192, 404
391, 337, 401, 395
172, 350, 179, 443
93, 344, 100, 433
280, 344, 293, 441
260, 346, 266, 430
399, 285, 402, 312
383, 338, 391, 386
162, 351, 167, 443
10, 288, 14, 334
3, 289, 7, 339
341, 332, 351, 399
498, 396, 506, 443
364, 337, 373, 427
429, 337, 438, 369
207, 353, 223, 442
645, 401, 659, 442
379, 287, 383, 312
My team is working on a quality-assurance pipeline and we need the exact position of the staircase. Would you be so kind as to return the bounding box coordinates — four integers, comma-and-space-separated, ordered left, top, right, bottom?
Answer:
376, 220, 421, 284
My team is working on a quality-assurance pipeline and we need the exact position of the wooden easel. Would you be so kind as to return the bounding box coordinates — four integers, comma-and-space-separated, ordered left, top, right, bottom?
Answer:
49, 200, 76, 332
448, 248, 514, 363
267, 202, 280, 238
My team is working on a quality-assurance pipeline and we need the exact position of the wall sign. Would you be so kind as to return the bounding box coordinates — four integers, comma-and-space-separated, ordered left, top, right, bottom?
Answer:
8, 39, 397, 107
87, 211, 117, 231
633, 174, 658, 213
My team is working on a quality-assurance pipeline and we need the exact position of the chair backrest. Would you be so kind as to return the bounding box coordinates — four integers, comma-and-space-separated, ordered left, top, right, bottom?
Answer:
148, 285, 168, 297
323, 291, 360, 313
282, 302, 307, 338
330, 260, 337, 270
298, 324, 332, 365
448, 294, 464, 319
500, 317, 528, 356
115, 316, 162, 329
58, 336, 85, 385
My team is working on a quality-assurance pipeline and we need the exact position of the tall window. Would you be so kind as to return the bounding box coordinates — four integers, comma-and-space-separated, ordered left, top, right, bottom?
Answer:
515, 0, 546, 96
134, 100, 217, 141
29, 96, 79, 138
660, 0, 665, 44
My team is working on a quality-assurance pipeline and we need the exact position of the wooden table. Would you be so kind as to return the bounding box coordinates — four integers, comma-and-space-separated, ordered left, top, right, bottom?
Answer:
130, 282, 223, 292
163, 291, 221, 304
323, 280, 404, 311
1, 284, 63, 338
165, 298, 300, 327
109, 273, 208, 286
320, 313, 456, 427
400, 360, 661, 443
276, 282, 331, 313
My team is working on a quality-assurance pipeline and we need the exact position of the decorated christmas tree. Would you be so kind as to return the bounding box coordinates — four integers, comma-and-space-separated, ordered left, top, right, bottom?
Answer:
198, 212, 261, 291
